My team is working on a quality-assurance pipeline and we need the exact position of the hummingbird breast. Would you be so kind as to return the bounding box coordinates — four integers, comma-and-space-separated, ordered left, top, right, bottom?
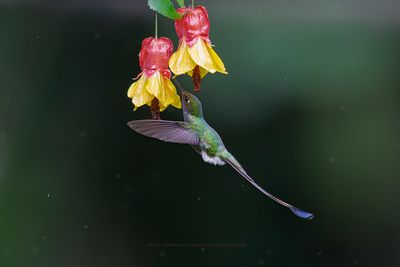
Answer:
188, 116, 227, 165
193, 119, 226, 162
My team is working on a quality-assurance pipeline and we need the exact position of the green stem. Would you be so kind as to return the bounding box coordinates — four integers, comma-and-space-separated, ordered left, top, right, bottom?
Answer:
191, 0, 194, 8
155, 11, 158, 38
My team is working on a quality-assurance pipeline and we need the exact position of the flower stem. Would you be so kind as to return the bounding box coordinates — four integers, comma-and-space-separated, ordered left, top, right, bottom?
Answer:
154, 11, 158, 38
150, 98, 161, 120
191, 0, 194, 8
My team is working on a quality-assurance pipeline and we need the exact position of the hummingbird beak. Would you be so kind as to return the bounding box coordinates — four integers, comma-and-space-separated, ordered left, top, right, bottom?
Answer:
172, 79, 185, 94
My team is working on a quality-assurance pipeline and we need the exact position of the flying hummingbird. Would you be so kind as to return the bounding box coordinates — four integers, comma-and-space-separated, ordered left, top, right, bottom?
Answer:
127, 91, 314, 220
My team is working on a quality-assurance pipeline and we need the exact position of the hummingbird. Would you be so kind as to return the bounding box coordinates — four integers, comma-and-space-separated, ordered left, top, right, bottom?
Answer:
127, 91, 314, 220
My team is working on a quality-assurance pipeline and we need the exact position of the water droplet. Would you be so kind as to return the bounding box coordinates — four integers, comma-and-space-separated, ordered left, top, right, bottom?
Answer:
197, 196, 201, 201
84, 225, 88, 229
317, 251, 323, 256
47, 193, 50, 198
36, 35, 40, 39
116, 174, 121, 178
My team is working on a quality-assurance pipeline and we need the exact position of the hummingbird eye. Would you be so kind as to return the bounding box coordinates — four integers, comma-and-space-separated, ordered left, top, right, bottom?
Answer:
185, 97, 190, 104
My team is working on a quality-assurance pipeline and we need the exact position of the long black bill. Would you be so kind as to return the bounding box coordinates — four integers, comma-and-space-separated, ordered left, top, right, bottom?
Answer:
172, 79, 185, 94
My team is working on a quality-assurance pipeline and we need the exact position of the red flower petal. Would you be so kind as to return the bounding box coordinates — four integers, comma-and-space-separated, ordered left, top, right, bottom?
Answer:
175, 6, 210, 46
139, 37, 173, 78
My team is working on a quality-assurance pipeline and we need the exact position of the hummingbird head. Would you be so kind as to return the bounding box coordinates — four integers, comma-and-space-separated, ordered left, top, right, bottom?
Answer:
181, 91, 203, 118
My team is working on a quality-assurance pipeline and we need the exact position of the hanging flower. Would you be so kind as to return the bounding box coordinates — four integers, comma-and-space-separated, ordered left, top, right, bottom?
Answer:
169, 5, 227, 91
128, 37, 181, 113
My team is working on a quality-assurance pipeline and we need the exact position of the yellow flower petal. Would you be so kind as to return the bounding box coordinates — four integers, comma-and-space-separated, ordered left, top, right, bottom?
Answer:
127, 71, 181, 111
164, 78, 182, 109
206, 43, 228, 74
188, 39, 213, 72
159, 102, 167, 112
146, 72, 170, 107
188, 38, 227, 74
145, 71, 182, 110
169, 41, 197, 75
127, 74, 154, 110
145, 71, 163, 102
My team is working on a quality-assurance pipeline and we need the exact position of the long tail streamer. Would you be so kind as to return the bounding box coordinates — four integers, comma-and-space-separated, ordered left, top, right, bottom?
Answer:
225, 157, 314, 220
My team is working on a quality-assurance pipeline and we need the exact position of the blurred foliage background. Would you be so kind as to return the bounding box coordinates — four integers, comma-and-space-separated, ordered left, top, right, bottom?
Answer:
0, 0, 399, 266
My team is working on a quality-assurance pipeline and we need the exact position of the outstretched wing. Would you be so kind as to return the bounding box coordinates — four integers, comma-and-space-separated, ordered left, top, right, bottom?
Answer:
127, 120, 199, 145
224, 154, 314, 220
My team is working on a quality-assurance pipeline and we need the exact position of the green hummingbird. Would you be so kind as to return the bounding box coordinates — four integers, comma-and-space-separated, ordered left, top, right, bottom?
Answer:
127, 91, 314, 220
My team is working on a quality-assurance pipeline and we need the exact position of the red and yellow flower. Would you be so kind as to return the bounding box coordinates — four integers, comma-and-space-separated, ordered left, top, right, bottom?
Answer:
128, 37, 181, 112
169, 5, 227, 91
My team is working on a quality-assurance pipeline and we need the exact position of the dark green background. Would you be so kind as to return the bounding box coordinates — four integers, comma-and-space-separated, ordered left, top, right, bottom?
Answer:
1, 0, 399, 266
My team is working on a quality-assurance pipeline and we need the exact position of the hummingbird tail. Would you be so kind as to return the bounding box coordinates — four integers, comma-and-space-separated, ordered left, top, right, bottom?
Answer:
224, 155, 314, 220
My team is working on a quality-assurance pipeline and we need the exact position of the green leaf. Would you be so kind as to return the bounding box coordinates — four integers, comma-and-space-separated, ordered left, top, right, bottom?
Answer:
175, 0, 185, 8
148, 0, 182, 20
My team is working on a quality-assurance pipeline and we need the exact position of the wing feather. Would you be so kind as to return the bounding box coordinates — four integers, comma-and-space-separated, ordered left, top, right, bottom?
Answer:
127, 120, 199, 145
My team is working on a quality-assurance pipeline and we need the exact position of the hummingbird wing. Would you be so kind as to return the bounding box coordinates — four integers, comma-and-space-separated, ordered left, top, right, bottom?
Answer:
127, 120, 199, 145
224, 155, 314, 220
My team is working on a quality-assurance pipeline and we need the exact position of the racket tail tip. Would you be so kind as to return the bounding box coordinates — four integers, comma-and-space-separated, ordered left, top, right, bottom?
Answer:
290, 207, 314, 220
